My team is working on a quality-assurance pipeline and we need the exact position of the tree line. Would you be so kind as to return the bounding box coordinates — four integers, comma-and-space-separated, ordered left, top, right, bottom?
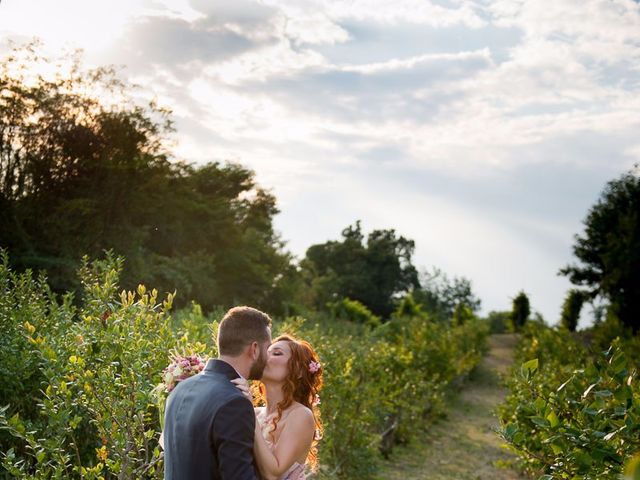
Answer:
1, 42, 639, 330
0, 44, 481, 321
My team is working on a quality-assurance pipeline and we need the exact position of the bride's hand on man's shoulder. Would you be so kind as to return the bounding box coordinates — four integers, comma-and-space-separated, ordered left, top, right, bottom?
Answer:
230, 377, 252, 401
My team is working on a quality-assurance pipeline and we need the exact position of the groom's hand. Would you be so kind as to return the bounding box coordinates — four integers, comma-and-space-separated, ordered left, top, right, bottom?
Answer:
231, 378, 252, 401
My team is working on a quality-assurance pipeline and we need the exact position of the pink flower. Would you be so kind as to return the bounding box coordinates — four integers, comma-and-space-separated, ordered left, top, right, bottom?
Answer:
308, 361, 321, 374
312, 394, 321, 406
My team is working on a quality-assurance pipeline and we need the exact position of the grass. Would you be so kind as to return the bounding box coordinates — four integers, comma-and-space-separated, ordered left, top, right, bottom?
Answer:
375, 334, 529, 480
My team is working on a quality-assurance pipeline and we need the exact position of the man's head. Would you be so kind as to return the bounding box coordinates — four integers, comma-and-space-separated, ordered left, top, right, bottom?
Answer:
217, 306, 272, 380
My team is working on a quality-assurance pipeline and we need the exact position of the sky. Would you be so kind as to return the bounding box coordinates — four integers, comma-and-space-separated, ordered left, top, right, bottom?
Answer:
2, 0, 639, 327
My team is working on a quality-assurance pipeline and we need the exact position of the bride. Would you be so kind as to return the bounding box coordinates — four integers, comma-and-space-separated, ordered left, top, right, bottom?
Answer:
232, 334, 323, 480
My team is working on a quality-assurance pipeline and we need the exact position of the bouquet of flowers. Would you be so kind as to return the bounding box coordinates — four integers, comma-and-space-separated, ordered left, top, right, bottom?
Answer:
154, 353, 207, 432
161, 354, 206, 393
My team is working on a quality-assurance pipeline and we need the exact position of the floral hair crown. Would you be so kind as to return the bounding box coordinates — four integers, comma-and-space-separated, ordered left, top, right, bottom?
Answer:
308, 361, 321, 374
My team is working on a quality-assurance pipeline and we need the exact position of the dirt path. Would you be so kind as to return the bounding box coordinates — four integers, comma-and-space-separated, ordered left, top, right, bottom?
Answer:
376, 334, 528, 480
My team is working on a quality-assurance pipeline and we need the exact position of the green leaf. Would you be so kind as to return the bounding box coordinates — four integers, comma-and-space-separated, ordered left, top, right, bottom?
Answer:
522, 358, 539, 376
624, 453, 640, 480
70, 415, 83, 429
546, 410, 560, 428
582, 382, 597, 398
530, 416, 550, 428
8, 414, 25, 435
557, 376, 573, 392
575, 451, 593, 468
503, 423, 518, 441
615, 385, 632, 402
611, 354, 627, 374
594, 390, 613, 398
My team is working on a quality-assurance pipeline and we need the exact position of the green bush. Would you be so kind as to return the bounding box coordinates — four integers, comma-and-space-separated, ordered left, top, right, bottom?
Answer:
510, 291, 531, 332
559, 289, 585, 332
0, 252, 204, 479
0, 251, 488, 479
586, 315, 640, 366
283, 311, 488, 477
393, 293, 423, 318
329, 297, 381, 327
484, 310, 511, 334
499, 322, 640, 479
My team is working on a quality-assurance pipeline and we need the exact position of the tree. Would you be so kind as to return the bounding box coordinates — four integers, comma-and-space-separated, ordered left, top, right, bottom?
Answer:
301, 221, 419, 318
452, 303, 475, 326
485, 310, 511, 333
560, 169, 640, 332
412, 267, 481, 322
0, 42, 297, 314
560, 289, 585, 332
511, 291, 530, 331
394, 292, 423, 318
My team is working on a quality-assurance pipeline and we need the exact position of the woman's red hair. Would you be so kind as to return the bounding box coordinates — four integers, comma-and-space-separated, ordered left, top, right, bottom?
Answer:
255, 334, 324, 471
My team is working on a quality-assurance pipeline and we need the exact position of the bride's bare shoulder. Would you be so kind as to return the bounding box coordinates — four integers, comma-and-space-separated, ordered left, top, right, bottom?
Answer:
286, 403, 314, 425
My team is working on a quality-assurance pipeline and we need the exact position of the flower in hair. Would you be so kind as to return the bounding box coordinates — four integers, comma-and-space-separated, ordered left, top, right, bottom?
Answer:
308, 361, 321, 374
312, 394, 321, 406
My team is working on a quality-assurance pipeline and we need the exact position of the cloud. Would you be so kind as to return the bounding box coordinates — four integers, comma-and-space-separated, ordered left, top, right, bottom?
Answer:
232, 48, 493, 128
317, 0, 488, 28
131, 0, 637, 183
189, 0, 278, 29
109, 15, 270, 70
3, 0, 639, 323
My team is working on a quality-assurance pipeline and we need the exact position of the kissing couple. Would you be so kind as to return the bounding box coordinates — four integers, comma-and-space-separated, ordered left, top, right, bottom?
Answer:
163, 306, 323, 480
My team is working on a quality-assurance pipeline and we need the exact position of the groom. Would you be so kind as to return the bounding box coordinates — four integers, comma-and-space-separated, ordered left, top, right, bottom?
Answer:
164, 306, 272, 479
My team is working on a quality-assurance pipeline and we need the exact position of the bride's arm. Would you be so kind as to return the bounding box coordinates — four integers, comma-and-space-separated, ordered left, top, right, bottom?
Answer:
230, 378, 314, 479
253, 408, 315, 480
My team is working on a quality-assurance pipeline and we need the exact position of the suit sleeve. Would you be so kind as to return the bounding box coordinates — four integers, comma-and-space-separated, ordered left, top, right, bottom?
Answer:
212, 395, 259, 480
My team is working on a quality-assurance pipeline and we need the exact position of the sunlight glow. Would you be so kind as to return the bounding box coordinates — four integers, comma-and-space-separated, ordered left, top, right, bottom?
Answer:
0, 0, 202, 53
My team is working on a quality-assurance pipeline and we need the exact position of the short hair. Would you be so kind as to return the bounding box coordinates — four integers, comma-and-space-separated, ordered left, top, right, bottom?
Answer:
217, 306, 272, 356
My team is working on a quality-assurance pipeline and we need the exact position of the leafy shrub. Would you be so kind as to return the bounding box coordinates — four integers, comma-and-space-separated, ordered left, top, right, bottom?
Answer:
284, 311, 488, 477
500, 322, 640, 479
559, 289, 585, 332
484, 310, 511, 334
586, 315, 640, 367
393, 292, 423, 318
329, 297, 381, 327
510, 291, 531, 332
0, 251, 488, 479
0, 252, 203, 479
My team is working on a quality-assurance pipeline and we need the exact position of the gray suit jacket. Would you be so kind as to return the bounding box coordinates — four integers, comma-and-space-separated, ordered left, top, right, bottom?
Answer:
164, 359, 259, 480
